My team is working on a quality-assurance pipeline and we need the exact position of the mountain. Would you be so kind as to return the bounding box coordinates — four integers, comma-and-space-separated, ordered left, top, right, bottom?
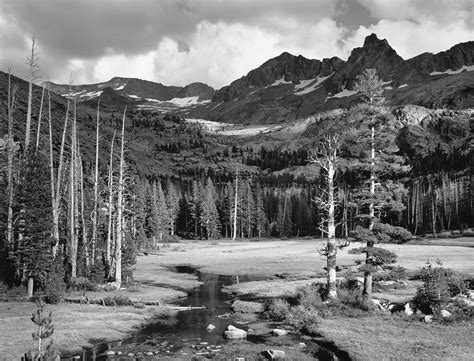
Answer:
184, 34, 474, 124
46, 77, 215, 112
45, 34, 474, 124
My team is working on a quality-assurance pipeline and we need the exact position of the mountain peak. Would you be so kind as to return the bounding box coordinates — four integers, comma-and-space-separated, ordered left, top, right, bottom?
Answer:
363, 33, 389, 48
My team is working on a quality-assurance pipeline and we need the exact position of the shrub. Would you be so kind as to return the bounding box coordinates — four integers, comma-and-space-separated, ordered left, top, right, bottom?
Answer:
102, 296, 116, 306
0, 283, 27, 302
373, 266, 408, 282
44, 261, 66, 304
413, 263, 469, 314
265, 299, 290, 321
88, 261, 107, 284
68, 277, 97, 291
284, 305, 320, 334
114, 295, 132, 306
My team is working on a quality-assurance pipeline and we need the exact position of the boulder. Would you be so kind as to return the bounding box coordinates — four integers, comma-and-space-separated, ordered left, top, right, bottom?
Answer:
372, 298, 388, 311
263, 349, 286, 359
404, 303, 414, 316
224, 325, 247, 339
440, 309, 451, 318
272, 328, 288, 336
206, 324, 216, 332
424, 315, 433, 323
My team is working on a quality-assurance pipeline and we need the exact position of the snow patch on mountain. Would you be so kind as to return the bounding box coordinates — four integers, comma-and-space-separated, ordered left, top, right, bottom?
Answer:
268, 77, 292, 87
115, 84, 125, 90
295, 73, 334, 96
185, 118, 281, 136
399, 84, 408, 88
430, 65, 474, 76
326, 88, 357, 99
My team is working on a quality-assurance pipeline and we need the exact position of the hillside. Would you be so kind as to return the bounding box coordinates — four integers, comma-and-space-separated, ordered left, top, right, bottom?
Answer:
46, 77, 215, 113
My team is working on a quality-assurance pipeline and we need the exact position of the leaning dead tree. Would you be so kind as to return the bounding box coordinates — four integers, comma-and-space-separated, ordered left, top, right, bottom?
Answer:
309, 134, 342, 300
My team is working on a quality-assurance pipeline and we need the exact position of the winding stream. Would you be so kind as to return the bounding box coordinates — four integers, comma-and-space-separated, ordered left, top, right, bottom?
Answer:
63, 266, 346, 360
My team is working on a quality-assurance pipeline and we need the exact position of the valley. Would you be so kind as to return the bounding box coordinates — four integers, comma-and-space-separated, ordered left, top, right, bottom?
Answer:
0, 30, 473, 361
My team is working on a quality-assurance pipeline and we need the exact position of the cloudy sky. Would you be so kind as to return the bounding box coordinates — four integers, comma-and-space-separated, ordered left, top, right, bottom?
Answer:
0, 0, 472, 89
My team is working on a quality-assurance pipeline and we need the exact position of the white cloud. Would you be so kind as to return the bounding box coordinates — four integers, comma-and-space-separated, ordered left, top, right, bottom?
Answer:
152, 21, 282, 87
359, 0, 473, 27
345, 19, 474, 60
93, 52, 156, 83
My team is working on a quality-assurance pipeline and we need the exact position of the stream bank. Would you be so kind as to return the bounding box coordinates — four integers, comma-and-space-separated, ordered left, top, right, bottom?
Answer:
65, 265, 346, 360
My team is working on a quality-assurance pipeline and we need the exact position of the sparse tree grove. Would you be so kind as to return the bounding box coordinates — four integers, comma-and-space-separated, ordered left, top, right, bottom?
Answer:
0, 42, 472, 302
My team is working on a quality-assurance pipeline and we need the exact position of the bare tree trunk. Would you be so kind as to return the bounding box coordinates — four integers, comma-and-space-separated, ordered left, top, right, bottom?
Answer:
115, 108, 127, 289
232, 173, 238, 240
6, 71, 18, 247
35, 83, 46, 149
106, 131, 116, 265
78, 143, 89, 268
91, 101, 100, 265
363, 124, 376, 298
70, 101, 79, 278
25, 36, 39, 154
327, 156, 337, 300
52, 90, 71, 257
47, 89, 59, 252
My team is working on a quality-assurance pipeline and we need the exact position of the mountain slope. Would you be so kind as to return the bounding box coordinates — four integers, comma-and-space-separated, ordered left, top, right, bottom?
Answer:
185, 34, 474, 124
47, 77, 215, 112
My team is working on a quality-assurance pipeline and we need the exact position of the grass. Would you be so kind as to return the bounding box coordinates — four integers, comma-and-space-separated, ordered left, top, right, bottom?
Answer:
318, 315, 474, 361
1, 236, 473, 360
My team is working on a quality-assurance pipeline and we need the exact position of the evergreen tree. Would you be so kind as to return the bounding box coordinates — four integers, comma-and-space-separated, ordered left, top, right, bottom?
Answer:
349, 69, 411, 298
201, 177, 220, 239
12, 151, 54, 289
165, 181, 180, 236
254, 183, 268, 238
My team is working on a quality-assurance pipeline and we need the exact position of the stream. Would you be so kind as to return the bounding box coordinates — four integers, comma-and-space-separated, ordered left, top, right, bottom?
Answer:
62, 266, 345, 360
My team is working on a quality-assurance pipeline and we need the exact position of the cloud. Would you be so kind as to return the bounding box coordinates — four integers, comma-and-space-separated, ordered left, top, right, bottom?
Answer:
358, 0, 473, 27
0, 0, 471, 88
344, 18, 474, 60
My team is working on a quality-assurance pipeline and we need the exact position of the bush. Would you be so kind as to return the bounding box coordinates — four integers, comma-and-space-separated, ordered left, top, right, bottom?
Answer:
373, 266, 408, 282
68, 277, 97, 291
413, 263, 469, 314
102, 296, 116, 306
265, 299, 290, 321
284, 305, 320, 334
0, 282, 27, 302
44, 261, 66, 304
114, 295, 132, 306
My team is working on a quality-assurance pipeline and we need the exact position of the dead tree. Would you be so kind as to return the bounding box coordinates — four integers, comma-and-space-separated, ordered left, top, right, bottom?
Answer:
91, 101, 100, 265
232, 171, 238, 240
115, 108, 127, 289
309, 134, 341, 300
6, 70, 18, 247
25, 35, 40, 153
35, 83, 46, 149
106, 131, 116, 266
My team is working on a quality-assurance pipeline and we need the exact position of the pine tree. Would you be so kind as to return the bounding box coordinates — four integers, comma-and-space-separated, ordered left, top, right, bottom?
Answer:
165, 181, 180, 236
13, 151, 54, 289
201, 177, 220, 239
254, 183, 268, 238
349, 69, 412, 298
